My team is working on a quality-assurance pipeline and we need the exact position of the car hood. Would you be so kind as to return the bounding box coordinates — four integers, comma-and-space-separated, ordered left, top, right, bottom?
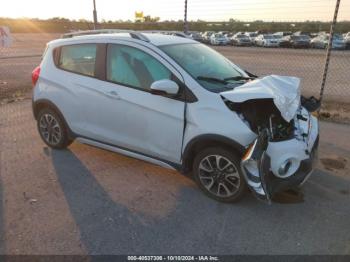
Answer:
220, 75, 301, 122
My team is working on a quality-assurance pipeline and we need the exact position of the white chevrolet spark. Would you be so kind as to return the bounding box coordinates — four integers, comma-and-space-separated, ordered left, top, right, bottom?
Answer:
32, 30, 319, 203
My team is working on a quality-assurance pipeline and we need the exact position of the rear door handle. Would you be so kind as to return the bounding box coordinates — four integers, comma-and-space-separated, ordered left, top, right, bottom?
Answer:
105, 90, 120, 99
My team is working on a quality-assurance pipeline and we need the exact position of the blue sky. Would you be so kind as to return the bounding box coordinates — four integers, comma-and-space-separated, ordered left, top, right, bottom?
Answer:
1, 0, 350, 22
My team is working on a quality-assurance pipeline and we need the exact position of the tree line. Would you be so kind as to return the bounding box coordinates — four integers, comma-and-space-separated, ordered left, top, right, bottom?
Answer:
1, 17, 349, 33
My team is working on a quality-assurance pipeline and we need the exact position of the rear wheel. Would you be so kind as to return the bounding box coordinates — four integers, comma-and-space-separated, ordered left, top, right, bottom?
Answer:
193, 147, 247, 203
37, 108, 72, 149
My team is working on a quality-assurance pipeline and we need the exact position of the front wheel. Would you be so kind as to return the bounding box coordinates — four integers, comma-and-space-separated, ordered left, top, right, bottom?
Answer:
193, 147, 247, 203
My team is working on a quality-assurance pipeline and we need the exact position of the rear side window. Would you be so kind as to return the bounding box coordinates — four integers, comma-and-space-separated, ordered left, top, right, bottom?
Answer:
106, 44, 171, 91
58, 44, 97, 77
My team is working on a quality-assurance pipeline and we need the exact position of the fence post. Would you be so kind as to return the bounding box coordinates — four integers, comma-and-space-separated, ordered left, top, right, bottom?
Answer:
93, 0, 98, 29
184, 0, 189, 34
319, 0, 341, 106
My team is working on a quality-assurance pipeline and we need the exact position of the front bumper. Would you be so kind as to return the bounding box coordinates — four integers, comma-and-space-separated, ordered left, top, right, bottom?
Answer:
294, 42, 310, 48
332, 44, 346, 50
265, 42, 279, 47
236, 41, 252, 46
241, 107, 319, 203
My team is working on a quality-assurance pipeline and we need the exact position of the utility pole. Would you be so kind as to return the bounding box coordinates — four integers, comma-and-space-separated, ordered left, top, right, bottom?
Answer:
184, 0, 188, 34
319, 0, 341, 105
93, 0, 98, 29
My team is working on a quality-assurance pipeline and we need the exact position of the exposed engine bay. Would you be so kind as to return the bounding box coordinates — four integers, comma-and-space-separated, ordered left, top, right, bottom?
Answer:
224, 98, 295, 141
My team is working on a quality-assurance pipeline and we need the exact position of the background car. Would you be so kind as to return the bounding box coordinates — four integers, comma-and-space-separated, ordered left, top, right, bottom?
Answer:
231, 33, 252, 46
344, 32, 350, 49
224, 32, 234, 39
293, 31, 311, 37
244, 32, 258, 43
209, 33, 229, 45
274, 31, 292, 37
311, 34, 345, 49
254, 34, 279, 47
170, 31, 193, 39
279, 35, 310, 48
189, 31, 204, 42
273, 32, 291, 45
273, 34, 283, 45
201, 31, 214, 44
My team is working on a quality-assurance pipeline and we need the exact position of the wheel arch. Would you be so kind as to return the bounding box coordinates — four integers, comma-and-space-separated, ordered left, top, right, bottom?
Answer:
181, 134, 246, 174
32, 99, 75, 139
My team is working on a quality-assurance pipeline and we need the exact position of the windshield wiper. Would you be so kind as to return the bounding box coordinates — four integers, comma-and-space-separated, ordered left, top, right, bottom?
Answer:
197, 76, 255, 85
224, 76, 256, 81
197, 76, 228, 84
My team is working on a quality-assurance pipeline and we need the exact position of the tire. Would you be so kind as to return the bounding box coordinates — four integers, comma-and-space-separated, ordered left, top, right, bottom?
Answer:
193, 147, 247, 203
37, 108, 72, 149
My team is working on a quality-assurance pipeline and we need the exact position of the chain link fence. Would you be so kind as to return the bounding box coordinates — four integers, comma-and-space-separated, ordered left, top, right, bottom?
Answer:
1, 0, 349, 108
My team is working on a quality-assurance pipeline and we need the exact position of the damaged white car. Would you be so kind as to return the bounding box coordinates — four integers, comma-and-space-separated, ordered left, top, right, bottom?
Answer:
32, 31, 319, 203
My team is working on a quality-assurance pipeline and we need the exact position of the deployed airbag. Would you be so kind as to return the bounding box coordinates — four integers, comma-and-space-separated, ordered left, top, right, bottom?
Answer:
221, 75, 301, 122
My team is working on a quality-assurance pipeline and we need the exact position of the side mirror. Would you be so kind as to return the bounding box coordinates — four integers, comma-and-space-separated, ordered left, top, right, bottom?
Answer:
150, 79, 179, 96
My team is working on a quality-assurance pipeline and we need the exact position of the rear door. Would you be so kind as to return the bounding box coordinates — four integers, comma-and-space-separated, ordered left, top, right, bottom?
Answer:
51, 43, 100, 135
78, 41, 186, 164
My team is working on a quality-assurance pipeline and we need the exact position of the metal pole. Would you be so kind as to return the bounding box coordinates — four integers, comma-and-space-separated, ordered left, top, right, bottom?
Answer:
319, 0, 341, 105
184, 0, 188, 34
93, 0, 98, 29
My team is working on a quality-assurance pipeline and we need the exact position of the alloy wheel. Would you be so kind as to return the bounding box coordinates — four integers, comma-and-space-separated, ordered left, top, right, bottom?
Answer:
198, 155, 240, 197
39, 113, 62, 146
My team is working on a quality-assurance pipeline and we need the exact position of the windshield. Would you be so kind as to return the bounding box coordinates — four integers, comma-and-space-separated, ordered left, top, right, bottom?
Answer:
237, 34, 248, 39
294, 35, 310, 40
264, 35, 274, 39
333, 34, 343, 40
160, 43, 245, 93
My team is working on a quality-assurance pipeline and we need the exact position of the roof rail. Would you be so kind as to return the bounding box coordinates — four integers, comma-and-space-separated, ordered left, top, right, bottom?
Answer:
61, 29, 150, 42
141, 30, 190, 38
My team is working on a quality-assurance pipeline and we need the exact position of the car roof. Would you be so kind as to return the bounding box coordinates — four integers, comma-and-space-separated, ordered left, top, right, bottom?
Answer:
48, 32, 196, 47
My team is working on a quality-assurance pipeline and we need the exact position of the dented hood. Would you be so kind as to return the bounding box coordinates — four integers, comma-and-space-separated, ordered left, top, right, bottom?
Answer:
221, 75, 301, 122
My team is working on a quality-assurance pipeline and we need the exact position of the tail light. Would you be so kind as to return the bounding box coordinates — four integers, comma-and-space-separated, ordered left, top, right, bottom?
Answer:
32, 66, 41, 86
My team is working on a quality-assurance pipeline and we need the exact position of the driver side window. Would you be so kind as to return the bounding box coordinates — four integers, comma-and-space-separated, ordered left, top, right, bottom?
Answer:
106, 44, 172, 91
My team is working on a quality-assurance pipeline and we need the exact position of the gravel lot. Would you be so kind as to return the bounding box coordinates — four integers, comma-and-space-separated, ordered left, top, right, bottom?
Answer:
1, 33, 350, 102
0, 99, 349, 255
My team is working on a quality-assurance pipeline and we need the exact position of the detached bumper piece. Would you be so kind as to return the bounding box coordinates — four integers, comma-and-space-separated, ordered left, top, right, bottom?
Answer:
241, 130, 269, 201
261, 137, 318, 201
241, 117, 319, 204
